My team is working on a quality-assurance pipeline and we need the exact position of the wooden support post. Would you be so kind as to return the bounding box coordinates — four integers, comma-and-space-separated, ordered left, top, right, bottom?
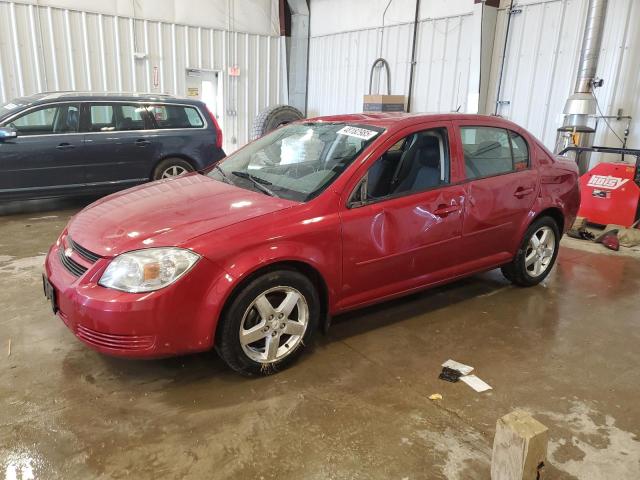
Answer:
491, 410, 549, 480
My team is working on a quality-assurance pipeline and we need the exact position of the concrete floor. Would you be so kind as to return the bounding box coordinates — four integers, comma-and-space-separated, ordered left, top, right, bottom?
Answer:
1, 197, 639, 480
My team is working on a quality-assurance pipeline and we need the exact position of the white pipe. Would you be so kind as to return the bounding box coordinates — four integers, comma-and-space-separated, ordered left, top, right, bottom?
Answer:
9, 2, 25, 96
98, 14, 108, 90
64, 9, 75, 90
47, 7, 59, 91
114, 16, 123, 92
28, 5, 43, 93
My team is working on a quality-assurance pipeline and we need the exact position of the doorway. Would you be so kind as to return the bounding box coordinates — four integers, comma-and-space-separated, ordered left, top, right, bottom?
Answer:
185, 69, 223, 133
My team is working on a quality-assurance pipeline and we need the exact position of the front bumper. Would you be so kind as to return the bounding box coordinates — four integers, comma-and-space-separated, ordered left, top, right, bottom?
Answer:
44, 235, 225, 358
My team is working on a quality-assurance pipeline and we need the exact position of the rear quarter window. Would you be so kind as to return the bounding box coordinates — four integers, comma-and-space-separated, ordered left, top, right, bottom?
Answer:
510, 131, 529, 170
147, 105, 204, 129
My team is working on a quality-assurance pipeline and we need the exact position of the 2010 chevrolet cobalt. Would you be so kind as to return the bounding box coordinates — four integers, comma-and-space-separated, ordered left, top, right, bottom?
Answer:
44, 113, 580, 375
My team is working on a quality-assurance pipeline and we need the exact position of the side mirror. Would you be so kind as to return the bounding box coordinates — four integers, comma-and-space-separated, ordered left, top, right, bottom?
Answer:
0, 127, 17, 140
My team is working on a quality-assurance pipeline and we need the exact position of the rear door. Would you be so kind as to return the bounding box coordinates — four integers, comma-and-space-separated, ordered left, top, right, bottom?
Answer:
81, 102, 157, 185
0, 103, 84, 196
454, 123, 539, 264
145, 103, 216, 168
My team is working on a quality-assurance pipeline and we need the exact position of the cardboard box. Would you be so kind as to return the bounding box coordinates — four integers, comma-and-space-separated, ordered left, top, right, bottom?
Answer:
363, 95, 406, 113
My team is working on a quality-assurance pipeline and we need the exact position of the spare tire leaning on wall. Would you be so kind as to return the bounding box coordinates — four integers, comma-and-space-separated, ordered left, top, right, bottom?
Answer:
251, 105, 304, 141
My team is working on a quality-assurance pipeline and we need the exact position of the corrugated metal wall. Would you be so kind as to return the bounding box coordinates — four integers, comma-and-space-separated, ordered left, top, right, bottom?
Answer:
0, 0, 286, 152
307, 0, 639, 161
487, 0, 638, 160
307, 12, 474, 117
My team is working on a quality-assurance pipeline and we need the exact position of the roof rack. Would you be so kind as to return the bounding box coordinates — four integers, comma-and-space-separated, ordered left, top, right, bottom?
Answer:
39, 91, 176, 97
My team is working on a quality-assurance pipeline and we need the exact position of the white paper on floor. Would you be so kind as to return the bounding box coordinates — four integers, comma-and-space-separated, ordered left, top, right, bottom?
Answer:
442, 359, 474, 375
460, 375, 492, 393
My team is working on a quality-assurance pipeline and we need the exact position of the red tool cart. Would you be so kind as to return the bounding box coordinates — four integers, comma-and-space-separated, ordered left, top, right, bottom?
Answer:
559, 146, 640, 227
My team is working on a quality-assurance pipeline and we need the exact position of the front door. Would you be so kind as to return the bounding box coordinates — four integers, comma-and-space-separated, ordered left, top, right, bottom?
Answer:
0, 103, 84, 196
339, 123, 466, 309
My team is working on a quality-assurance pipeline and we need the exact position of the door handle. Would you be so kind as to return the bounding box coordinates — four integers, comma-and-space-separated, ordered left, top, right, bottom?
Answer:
434, 203, 459, 217
56, 143, 75, 150
135, 139, 151, 147
514, 186, 535, 198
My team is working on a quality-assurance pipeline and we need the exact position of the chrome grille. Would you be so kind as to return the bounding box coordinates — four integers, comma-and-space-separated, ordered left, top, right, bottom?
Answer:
77, 325, 155, 351
68, 237, 101, 263
58, 248, 88, 277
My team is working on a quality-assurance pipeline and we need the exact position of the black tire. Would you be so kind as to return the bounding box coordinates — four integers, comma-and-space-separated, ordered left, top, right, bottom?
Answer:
251, 105, 304, 141
152, 158, 194, 180
501, 216, 561, 287
215, 269, 319, 376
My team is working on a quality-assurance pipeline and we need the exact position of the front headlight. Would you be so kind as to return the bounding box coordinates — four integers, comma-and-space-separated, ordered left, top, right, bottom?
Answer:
99, 248, 200, 293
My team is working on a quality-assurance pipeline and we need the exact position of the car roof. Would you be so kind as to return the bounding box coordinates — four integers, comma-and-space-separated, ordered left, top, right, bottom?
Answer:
304, 112, 524, 132
3, 91, 202, 108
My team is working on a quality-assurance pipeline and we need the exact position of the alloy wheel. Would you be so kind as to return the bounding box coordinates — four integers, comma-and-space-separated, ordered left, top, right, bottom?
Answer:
524, 226, 556, 277
161, 165, 189, 178
239, 286, 309, 364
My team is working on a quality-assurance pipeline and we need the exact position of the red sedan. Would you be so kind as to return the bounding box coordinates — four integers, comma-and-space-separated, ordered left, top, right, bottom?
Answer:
44, 113, 580, 375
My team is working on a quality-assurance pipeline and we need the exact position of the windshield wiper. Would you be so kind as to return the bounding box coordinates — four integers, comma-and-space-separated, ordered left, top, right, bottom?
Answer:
212, 164, 234, 185
231, 171, 277, 197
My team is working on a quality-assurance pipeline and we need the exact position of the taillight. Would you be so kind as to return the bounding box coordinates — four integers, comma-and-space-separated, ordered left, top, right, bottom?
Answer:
207, 106, 223, 149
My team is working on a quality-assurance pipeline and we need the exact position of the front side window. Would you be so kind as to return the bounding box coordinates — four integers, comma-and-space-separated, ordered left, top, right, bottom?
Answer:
208, 122, 383, 202
147, 105, 204, 129
461, 126, 529, 179
352, 128, 450, 204
4, 104, 79, 135
118, 105, 148, 130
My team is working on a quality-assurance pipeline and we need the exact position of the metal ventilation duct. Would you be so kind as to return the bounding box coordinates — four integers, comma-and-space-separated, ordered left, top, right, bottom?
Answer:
563, 0, 608, 122
558, 0, 608, 172
574, 0, 608, 94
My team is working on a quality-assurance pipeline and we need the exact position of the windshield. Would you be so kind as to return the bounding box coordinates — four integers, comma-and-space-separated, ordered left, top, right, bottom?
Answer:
0, 101, 24, 120
208, 122, 383, 202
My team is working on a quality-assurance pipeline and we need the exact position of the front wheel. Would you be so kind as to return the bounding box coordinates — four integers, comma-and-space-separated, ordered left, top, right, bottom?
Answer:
501, 217, 560, 287
215, 269, 320, 376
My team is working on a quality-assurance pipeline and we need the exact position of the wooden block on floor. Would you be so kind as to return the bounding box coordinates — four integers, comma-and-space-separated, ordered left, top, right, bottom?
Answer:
491, 410, 548, 480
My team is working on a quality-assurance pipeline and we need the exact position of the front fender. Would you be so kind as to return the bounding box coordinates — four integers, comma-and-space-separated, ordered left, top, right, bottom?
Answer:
202, 242, 340, 341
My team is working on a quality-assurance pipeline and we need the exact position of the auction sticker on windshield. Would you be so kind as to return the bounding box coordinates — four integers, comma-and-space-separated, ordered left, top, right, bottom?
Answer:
337, 125, 378, 140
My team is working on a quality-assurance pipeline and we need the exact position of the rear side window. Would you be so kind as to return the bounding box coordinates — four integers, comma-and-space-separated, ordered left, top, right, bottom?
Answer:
461, 126, 529, 179
118, 105, 148, 131
88, 104, 151, 132
146, 105, 204, 129
89, 105, 114, 131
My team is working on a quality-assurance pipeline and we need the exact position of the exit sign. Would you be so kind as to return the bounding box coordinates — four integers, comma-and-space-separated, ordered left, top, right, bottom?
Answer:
228, 65, 240, 77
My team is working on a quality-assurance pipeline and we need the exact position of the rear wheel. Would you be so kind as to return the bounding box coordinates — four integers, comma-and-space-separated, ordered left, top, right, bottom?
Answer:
153, 158, 194, 180
501, 216, 560, 287
216, 269, 319, 376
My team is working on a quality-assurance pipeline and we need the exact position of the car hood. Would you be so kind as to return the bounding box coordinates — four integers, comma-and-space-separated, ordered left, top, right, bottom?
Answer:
67, 174, 297, 257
